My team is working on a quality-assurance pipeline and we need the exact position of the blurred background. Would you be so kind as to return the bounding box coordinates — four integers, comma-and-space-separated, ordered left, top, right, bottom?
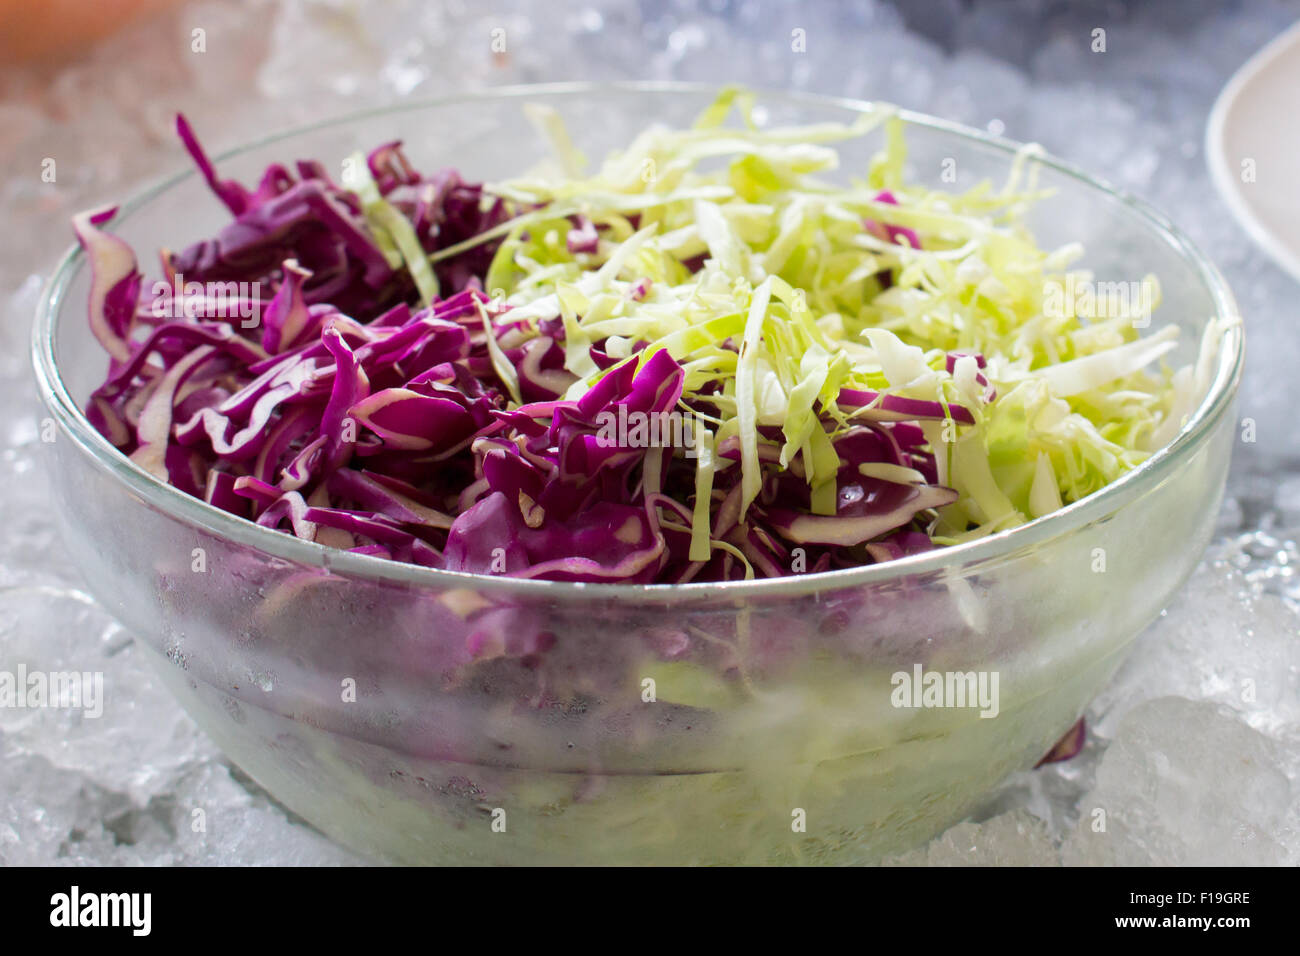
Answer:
1, 0, 1298, 865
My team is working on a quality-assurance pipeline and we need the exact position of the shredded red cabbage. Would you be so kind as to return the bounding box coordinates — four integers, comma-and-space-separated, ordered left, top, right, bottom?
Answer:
73, 117, 966, 584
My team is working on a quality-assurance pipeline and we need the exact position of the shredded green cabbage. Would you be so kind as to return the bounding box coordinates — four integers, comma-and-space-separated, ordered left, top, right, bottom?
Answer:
460, 88, 1219, 543
344, 151, 440, 306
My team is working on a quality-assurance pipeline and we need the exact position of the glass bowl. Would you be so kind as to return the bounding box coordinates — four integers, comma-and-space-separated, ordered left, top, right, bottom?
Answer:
31, 83, 1243, 865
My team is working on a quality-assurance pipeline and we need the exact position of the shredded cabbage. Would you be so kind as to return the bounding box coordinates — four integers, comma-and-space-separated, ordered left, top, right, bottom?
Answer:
478, 89, 1210, 556
75, 93, 1217, 586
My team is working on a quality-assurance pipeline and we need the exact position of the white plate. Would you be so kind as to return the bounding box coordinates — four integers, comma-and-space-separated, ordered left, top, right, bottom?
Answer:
1207, 19, 1300, 283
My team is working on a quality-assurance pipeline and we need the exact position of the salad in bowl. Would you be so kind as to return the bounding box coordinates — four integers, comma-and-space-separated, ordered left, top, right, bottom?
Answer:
35, 85, 1241, 864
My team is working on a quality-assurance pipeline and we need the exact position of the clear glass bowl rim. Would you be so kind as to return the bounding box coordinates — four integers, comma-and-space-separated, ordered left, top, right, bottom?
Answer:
30, 80, 1245, 604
